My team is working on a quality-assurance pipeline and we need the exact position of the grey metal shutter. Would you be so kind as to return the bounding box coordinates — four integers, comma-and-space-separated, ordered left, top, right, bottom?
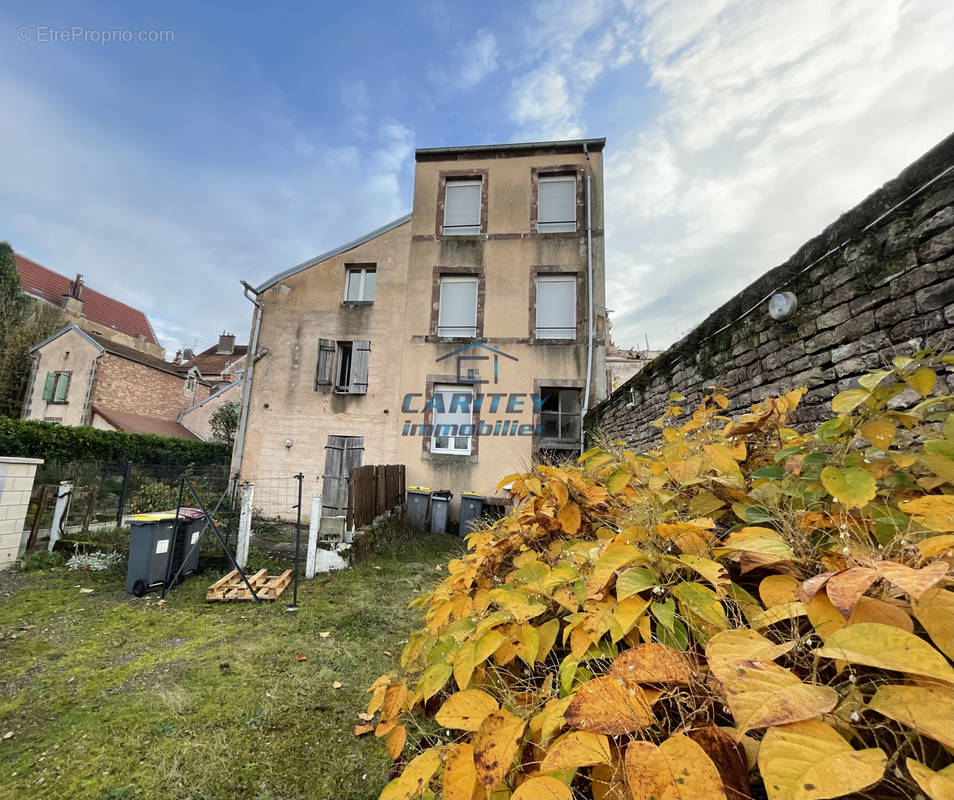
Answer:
315, 339, 335, 392
349, 341, 370, 394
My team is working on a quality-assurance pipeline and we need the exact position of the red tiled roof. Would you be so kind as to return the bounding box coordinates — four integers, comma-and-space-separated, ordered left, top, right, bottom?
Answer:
182, 343, 248, 376
14, 253, 159, 345
91, 406, 200, 440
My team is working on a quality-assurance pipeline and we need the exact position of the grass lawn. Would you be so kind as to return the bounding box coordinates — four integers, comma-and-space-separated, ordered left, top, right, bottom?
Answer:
0, 533, 461, 800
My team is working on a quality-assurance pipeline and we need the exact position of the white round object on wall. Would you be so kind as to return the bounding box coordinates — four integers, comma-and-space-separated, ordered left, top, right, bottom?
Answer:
284, 438, 293, 448
768, 291, 798, 320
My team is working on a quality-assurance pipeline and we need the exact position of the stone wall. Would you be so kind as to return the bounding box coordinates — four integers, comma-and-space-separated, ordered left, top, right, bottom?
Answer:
588, 133, 954, 448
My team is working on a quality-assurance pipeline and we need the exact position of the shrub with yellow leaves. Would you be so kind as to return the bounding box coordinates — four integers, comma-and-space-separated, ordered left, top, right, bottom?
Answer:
365, 351, 954, 800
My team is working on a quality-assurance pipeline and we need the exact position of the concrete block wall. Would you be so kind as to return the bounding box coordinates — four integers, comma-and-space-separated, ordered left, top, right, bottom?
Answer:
0, 456, 44, 571
588, 133, 954, 449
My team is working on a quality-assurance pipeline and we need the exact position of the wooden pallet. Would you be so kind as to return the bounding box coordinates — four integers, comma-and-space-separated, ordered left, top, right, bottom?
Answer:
206, 569, 293, 601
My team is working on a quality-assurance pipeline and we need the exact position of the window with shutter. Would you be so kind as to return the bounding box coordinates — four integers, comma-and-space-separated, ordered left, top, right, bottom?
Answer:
443, 179, 481, 235
42, 372, 56, 402
349, 341, 370, 394
315, 338, 335, 392
438, 277, 478, 337
53, 373, 70, 403
537, 175, 576, 232
535, 276, 576, 339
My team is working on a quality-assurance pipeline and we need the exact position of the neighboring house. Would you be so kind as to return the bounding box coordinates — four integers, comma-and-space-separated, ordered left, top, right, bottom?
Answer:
14, 253, 163, 359
178, 379, 243, 441
606, 342, 661, 392
22, 325, 210, 440
177, 333, 248, 390
234, 137, 608, 518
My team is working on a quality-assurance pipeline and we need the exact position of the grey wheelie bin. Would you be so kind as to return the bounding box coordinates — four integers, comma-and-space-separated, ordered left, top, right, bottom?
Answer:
430, 490, 452, 533
458, 492, 484, 538
126, 512, 177, 596
407, 486, 431, 528
168, 508, 206, 581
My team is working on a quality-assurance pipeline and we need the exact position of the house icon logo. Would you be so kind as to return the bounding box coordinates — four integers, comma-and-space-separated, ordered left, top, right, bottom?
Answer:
435, 341, 518, 385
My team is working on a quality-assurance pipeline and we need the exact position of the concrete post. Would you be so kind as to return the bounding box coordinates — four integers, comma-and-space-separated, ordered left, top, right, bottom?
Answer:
305, 494, 322, 579
48, 481, 72, 552
236, 482, 254, 569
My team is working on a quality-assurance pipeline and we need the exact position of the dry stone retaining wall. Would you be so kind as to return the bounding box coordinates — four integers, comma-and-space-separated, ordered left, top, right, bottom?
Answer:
588, 133, 954, 448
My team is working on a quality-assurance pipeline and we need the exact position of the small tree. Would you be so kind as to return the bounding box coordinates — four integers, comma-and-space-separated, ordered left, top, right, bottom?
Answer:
0, 242, 64, 418
209, 401, 240, 445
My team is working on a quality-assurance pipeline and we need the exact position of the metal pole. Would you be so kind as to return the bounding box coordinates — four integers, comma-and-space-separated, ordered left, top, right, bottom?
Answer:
161, 476, 186, 599
116, 461, 132, 526
289, 473, 303, 610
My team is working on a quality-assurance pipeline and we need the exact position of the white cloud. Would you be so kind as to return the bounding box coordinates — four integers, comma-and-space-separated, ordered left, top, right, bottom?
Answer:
459, 30, 499, 90
0, 71, 414, 355
606, 0, 954, 350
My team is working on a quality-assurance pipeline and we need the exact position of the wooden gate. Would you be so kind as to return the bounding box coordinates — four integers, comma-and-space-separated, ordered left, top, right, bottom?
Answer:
322, 435, 363, 516
347, 464, 405, 529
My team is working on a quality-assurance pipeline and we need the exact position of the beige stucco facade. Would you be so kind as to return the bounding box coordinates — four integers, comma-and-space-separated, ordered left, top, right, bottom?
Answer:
178, 380, 244, 441
23, 327, 103, 426
236, 138, 607, 519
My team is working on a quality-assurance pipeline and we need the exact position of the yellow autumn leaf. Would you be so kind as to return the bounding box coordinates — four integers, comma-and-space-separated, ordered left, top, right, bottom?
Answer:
705, 629, 796, 680
813, 622, 954, 684
453, 642, 476, 690
859, 417, 897, 450
435, 689, 499, 731
876, 560, 950, 601
918, 534, 954, 558
416, 662, 453, 701
385, 724, 406, 760
907, 758, 954, 800
443, 743, 477, 800
820, 466, 877, 509
535, 618, 561, 663
906, 367, 937, 397
912, 588, 954, 659
748, 601, 807, 630
606, 470, 632, 495
831, 388, 870, 415
591, 544, 639, 588
758, 719, 886, 800
758, 574, 800, 607
584, 452, 614, 471
678, 554, 730, 592
564, 673, 658, 735
868, 684, 954, 748
898, 495, 954, 532
512, 776, 573, 800
805, 590, 845, 641
558, 502, 582, 535
610, 642, 691, 684
540, 730, 612, 771
847, 596, 913, 633
624, 734, 727, 800
473, 710, 527, 798
380, 748, 442, 800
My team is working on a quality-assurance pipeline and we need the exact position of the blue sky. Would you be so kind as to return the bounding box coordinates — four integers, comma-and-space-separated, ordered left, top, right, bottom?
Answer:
2, 1, 953, 354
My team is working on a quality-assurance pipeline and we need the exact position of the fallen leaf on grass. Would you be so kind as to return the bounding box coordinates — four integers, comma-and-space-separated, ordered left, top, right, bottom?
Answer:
384, 650, 392, 656
156, 599, 167, 607
332, 681, 343, 689
296, 653, 307, 662
319, 632, 331, 638
357, 712, 374, 722
373, 565, 381, 570
79, 588, 94, 594
353, 723, 374, 736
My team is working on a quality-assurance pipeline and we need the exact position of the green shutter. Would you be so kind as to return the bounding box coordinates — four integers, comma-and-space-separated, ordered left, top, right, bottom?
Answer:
42, 372, 56, 401
53, 373, 70, 403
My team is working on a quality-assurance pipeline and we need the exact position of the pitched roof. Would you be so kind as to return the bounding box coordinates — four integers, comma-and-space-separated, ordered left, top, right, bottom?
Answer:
14, 253, 159, 345
91, 406, 200, 440
182, 343, 249, 376
84, 331, 200, 378
256, 214, 412, 293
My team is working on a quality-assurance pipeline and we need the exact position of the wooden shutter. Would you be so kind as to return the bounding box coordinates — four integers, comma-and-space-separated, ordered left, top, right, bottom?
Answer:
322, 435, 364, 514
349, 341, 370, 394
42, 373, 56, 401
53, 373, 70, 402
315, 339, 335, 392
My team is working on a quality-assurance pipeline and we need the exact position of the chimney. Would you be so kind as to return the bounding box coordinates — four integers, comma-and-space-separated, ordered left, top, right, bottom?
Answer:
182, 346, 194, 361
61, 274, 84, 315
217, 332, 235, 354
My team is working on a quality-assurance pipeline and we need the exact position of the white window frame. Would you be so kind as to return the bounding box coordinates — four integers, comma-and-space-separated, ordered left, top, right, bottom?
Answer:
535, 275, 577, 339
431, 384, 474, 455
442, 178, 482, 236
344, 266, 376, 302
438, 276, 478, 337
537, 174, 577, 233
